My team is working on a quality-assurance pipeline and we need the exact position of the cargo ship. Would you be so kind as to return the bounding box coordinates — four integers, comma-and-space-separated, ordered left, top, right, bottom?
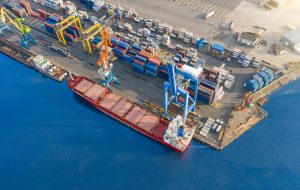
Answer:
67, 75, 195, 152
0, 37, 67, 82
32, 55, 68, 82
0, 37, 34, 67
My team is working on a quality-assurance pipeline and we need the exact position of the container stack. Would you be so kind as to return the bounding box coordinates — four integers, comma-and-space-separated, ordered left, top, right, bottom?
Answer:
19, 1, 33, 16
183, 31, 192, 44
145, 56, 161, 77
113, 41, 130, 60
262, 67, 275, 81
224, 74, 235, 89
145, 19, 153, 28
158, 23, 165, 33
41, 0, 64, 11
192, 35, 200, 44
214, 86, 224, 102
244, 78, 261, 92
252, 57, 262, 68
232, 48, 241, 59
177, 28, 186, 40
258, 68, 275, 86
132, 59, 145, 74
245, 68, 274, 92
165, 24, 173, 34
11, 6, 27, 18
159, 61, 169, 80
198, 84, 215, 105
152, 19, 160, 30
161, 34, 170, 46
63, 1, 77, 15
91, 0, 104, 12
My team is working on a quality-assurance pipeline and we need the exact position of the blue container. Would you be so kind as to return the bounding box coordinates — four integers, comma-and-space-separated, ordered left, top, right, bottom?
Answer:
200, 79, 217, 91
135, 55, 147, 63
127, 49, 138, 56
92, 37, 102, 45
79, 0, 89, 3
252, 74, 265, 89
145, 70, 157, 77
44, 24, 55, 34
131, 45, 142, 51
177, 128, 185, 137
64, 34, 75, 44
211, 43, 225, 55
123, 55, 134, 64
245, 79, 260, 92
113, 48, 124, 55
145, 63, 158, 73
158, 70, 168, 80
65, 27, 79, 38
132, 63, 145, 74
196, 38, 206, 48
114, 53, 124, 61
262, 67, 274, 76
87, 1, 94, 8
262, 70, 274, 82
198, 93, 213, 104
48, 15, 60, 23
176, 53, 182, 59
116, 41, 130, 50
258, 71, 269, 80
110, 37, 119, 45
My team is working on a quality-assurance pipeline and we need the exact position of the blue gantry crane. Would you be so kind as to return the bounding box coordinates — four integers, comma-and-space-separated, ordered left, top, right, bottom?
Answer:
163, 61, 199, 123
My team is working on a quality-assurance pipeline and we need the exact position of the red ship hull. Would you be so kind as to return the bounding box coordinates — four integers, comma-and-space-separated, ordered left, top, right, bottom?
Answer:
67, 76, 189, 153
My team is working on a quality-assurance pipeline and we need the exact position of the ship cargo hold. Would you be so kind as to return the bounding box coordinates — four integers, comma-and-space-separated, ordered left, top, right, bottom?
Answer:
67, 76, 195, 152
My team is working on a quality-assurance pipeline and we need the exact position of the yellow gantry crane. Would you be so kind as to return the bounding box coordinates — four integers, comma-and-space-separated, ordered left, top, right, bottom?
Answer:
54, 15, 103, 55
81, 23, 102, 55
54, 15, 83, 45
0, 7, 37, 49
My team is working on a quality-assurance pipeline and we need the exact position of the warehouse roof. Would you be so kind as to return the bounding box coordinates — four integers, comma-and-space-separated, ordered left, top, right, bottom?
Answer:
282, 28, 300, 46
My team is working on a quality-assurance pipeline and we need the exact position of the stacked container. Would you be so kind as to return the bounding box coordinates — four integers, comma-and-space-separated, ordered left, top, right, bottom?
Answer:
145, 56, 161, 77
159, 61, 169, 80
19, 1, 33, 15
11, 6, 27, 18
244, 79, 260, 92
132, 59, 145, 74
37, 9, 51, 20
198, 85, 215, 105
41, 0, 64, 11
245, 68, 275, 92
258, 70, 273, 86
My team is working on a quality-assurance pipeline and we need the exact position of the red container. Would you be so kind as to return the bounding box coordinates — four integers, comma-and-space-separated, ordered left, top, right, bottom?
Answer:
178, 50, 186, 58
139, 51, 152, 60
51, 13, 63, 21
37, 9, 47, 19
148, 57, 161, 66
12, 7, 23, 18
134, 59, 145, 67
177, 63, 184, 68
19, 1, 32, 15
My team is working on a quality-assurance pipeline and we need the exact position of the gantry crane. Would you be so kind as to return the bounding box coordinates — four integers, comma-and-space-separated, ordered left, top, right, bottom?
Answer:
54, 15, 83, 45
97, 26, 119, 90
164, 61, 199, 123
0, 7, 38, 49
81, 23, 102, 55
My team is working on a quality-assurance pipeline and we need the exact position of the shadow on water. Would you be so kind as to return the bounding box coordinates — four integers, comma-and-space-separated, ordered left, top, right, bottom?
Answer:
71, 93, 105, 116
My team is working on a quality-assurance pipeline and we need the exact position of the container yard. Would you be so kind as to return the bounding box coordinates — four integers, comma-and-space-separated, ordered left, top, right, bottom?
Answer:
1, 0, 300, 152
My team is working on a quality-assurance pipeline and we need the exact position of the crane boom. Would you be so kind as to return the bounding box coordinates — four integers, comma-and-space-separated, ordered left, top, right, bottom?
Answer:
0, 7, 37, 49
97, 26, 119, 89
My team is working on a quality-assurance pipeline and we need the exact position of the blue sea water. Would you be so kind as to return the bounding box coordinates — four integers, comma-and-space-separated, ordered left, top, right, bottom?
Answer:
0, 53, 300, 190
